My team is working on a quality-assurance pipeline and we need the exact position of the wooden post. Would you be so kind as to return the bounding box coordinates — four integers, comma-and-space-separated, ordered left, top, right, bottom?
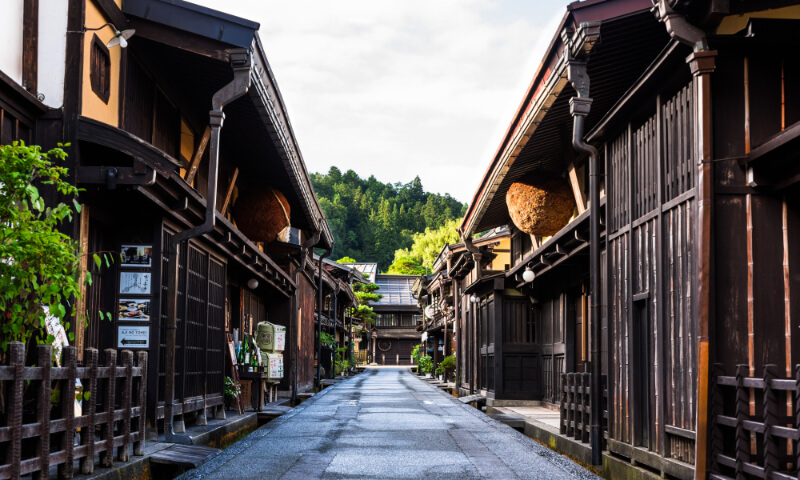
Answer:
575, 373, 583, 441
220, 167, 239, 216
184, 126, 211, 185
567, 373, 575, 438
795, 364, 800, 479
80, 349, 98, 474
101, 349, 117, 468
709, 364, 724, 474
735, 364, 749, 480
134, 351, 148, 456
59, 347, 77, 479
34, 345, 52, 480
582, 372, 591, 443
74, 206, 89, 361
120, 350, 133, 462
762, 364, 779, 477
7, 342, 24, 480
560, 373, 567, 435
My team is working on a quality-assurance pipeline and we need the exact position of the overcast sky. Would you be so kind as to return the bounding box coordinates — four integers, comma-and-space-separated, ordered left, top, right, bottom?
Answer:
191, 0, 572, 204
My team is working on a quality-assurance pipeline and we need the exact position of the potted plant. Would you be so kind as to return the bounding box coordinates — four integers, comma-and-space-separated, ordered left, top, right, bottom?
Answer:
411, 344, 422, 374
224, 376, 241, 410
418, 355, 434, 378
435, 355, 456, 382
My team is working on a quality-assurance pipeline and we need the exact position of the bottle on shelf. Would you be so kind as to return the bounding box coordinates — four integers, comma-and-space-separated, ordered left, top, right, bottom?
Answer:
243, 333, 251, 369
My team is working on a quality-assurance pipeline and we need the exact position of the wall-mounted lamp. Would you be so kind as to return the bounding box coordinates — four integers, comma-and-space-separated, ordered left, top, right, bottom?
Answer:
72, 23, 136, 48
247, 278, 259, 289
522, 262, 535, 283
469, 295, 478, 303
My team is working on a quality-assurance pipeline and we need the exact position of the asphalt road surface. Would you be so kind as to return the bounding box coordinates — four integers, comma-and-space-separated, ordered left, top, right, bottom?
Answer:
180, 368, 600, 479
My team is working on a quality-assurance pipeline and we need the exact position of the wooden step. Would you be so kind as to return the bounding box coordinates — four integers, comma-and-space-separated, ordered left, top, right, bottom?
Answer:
150, 444, 221, 468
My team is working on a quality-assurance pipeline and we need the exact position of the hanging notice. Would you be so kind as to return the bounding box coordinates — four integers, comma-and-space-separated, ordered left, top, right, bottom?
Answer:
118, 326, 149, 348
274, 325, 286, 351
266, 353, 284, 380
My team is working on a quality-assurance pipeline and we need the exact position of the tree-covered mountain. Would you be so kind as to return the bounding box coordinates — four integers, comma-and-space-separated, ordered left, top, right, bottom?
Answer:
310, 167, 466, 270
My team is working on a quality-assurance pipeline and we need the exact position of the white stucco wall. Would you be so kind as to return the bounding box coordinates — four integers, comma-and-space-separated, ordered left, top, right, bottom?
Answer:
38, 0, 68, 108
0, 0, 25, 85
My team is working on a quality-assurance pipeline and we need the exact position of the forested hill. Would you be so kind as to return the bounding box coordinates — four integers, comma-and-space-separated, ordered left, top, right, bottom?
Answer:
310, 167, 467, 270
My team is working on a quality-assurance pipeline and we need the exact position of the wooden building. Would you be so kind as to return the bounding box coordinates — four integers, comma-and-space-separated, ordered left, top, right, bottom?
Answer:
370, 274, 422, 366
457, 0, 800, 477
314, 257, 359, 378
0, 0, 341, 438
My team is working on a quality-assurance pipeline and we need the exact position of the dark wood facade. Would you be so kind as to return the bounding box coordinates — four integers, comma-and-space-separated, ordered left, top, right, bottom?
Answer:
0, 0, 340, 439
456, 1, 800, 478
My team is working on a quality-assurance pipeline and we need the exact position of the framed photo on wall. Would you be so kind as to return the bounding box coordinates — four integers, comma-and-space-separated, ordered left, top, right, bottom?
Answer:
119, 271, 151, 295
118, 298, 151, 321
121, 245, 153, 268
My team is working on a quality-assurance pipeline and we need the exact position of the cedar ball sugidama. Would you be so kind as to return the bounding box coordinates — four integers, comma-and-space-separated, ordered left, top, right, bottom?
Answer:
234, 187, 291, 243
506, 175, 575, 237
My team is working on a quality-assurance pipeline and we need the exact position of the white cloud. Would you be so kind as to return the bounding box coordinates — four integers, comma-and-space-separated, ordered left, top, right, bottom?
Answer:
190, 0, 570, 204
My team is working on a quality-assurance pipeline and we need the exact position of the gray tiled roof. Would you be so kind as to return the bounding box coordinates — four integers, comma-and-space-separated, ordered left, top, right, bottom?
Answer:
374, 275, 416, 306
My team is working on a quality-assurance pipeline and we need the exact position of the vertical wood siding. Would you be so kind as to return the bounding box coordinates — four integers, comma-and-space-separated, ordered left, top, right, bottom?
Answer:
606, 80, 697, 471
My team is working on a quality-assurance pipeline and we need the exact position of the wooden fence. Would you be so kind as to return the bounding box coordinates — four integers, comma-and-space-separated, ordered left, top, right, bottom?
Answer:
560, 372, 608, 444
0, 342, 147, 480
710, 363, 800, 480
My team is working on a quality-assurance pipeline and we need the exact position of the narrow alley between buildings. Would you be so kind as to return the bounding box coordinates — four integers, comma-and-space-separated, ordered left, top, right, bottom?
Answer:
180, 368, 599, 479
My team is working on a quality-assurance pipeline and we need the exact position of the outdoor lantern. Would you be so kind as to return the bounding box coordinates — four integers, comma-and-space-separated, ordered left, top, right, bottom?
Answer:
469, 295, 477, 303
247, 278, 259, 289
81, 23, 135, 48
522, 263, 535, 283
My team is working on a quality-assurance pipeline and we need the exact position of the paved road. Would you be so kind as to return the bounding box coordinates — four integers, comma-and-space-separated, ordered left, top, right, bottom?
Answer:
181, 368, 599, 479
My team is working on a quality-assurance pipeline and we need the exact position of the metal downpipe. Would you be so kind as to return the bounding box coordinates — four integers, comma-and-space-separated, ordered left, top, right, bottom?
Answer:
571, 106, 602, 466
316, 248, 331, 389
163, 50, 252, 443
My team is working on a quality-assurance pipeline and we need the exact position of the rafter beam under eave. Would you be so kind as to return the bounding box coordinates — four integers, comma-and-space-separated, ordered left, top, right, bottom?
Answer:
127, 18, 231, 62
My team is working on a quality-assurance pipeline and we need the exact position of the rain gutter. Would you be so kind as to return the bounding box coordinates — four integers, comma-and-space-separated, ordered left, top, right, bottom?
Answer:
163, 49, 252, 443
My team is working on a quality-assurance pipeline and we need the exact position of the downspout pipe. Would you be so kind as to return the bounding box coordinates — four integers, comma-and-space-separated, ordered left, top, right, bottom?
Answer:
316, 248, 332, 389
164, 49, 252, 443
293, 231, 320, 405
567, 57, 602, 466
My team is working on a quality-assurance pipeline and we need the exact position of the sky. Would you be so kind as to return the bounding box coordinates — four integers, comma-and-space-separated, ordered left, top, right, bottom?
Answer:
191, 0, 573, 204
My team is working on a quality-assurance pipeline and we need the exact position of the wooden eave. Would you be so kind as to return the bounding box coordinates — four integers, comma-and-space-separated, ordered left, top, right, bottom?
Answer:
506, 200, 605, 288
123, 0, 259, 49
248, 35, 334, 249
122, 6, 331, 248
77, 116, 181, 177
133, 172, 296, 297
743, 120, 800, 191
0, 70, 47, 117
461, 5, 668, 236
586, 40, 687, 142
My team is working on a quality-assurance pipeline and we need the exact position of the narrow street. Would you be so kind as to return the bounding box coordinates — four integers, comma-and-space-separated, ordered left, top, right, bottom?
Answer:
181, 368, 599, 479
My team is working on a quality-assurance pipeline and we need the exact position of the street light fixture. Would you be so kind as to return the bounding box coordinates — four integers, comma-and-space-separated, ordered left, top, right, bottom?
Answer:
522, 262, 535, 283
74, 23, 136, 48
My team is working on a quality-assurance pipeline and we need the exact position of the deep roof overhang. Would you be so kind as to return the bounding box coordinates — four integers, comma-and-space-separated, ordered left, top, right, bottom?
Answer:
121, 5, 333, 248
123, 0, 259, 48
460, 0, 667, 237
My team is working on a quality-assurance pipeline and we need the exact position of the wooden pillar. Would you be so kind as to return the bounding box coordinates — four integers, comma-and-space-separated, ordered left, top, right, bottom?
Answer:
687, 50, 717, 479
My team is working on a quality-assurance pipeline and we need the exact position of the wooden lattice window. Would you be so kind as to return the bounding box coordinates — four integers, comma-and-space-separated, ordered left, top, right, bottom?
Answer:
90, 34, 110, 103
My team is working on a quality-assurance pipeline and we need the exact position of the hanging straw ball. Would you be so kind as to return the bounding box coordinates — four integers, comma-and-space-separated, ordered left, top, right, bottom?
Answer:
234, 186, 291, 243
506, 174, 575, 237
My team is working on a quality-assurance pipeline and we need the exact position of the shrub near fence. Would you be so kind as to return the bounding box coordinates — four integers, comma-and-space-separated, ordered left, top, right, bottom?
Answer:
0, 342, 147, 480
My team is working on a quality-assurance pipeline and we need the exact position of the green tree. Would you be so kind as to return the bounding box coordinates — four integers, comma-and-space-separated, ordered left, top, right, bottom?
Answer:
0, 142, 101, 353
387, 218, 461, 274
310, 169, 466, 270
